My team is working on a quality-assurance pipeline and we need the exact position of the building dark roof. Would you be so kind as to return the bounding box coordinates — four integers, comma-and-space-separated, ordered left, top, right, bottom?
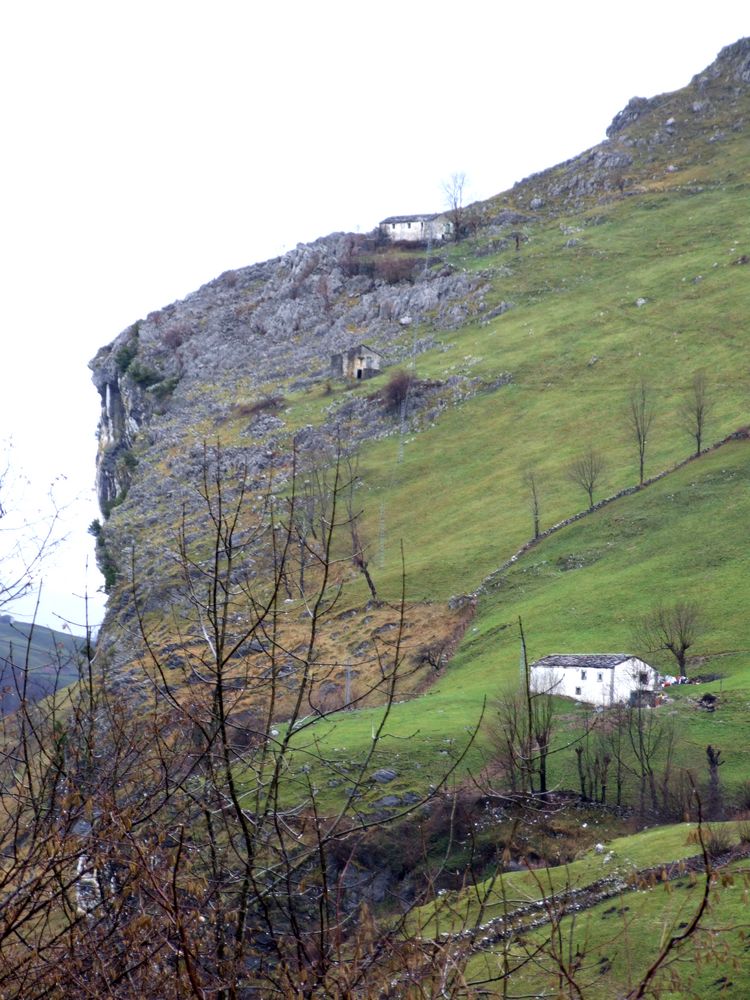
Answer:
336, 343, 383, 357
380, 214, 438, 225
532, 654, 638, 670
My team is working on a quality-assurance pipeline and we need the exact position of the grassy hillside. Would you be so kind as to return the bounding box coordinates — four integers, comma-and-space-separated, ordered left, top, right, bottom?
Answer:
461, 823, 750, 997
0, 618, 84, 715
268, 144, 750, 809
333, 180, 749, 601
91, 20, 750, 845
283, 438, 750, 808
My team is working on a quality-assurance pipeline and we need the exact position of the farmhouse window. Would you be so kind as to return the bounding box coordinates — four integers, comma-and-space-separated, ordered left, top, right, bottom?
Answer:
597, 672, 603, 682
575, 686, 582, 696
639, 671, 648, 685
581, 670, 587, 680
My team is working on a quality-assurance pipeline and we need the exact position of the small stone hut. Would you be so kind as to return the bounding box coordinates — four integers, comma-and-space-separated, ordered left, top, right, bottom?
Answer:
330, 344, 384, 381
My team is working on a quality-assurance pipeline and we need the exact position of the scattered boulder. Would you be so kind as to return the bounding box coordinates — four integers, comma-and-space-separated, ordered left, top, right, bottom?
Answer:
374, 795, 401, 808
371, 768, 398, 784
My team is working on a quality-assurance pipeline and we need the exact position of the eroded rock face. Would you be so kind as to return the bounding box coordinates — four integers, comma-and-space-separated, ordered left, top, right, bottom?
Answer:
88, 230, 488, 615
606, 96, 653, 138
510, 37, 749, 210
90, 348, 149, 511
88, 37, 749, 628
90, 233, 482, 450
692, 36, 750, 89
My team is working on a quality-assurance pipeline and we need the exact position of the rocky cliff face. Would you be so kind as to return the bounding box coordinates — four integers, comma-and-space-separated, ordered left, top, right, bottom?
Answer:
503, 37, 749, 212
89, 37, 749, 629
89, 231, 489, 510
88, 229, 493, 629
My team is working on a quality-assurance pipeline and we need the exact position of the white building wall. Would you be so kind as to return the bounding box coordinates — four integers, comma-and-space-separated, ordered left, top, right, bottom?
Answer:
611, 658, 658, 702
382, 216, 453, 242
388, 220, 426, 242
359, 351, 380, 371
531, 665, 613, 705
530, 658, 657, 707
425, 216, 453, 240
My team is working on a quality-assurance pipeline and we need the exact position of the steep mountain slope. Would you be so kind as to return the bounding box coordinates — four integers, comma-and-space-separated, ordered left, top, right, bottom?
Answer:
90, 39, 750, 791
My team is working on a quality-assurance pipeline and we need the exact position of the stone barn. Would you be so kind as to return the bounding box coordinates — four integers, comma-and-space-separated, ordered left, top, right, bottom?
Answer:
530, 653, 658, 707
330, 344, 384, 381
379, 213, 453, 243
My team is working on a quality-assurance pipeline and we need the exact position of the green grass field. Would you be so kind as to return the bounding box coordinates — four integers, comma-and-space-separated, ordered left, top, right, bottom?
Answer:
465, 857, 750, 997
392, 821, 747, 996
279, 171, 750, 806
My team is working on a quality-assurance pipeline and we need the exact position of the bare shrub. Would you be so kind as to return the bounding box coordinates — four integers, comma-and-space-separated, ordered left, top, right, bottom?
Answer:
704, 825, 734, 857
339, 235, 374, 277
567, 447, 606, 507
233, 395, 285, 419
373, 254, 419, 284
162, 322, 192, 349
382, 370, 414, 414
414, 640, 449, 672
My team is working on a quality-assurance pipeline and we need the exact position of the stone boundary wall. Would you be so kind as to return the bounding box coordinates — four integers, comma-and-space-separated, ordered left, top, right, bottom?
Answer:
470, 428, 750, 600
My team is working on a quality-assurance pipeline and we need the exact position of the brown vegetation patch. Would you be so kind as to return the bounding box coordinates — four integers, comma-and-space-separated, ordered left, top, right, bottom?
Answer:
231, 394, 286, 419
127, 599, 469, 724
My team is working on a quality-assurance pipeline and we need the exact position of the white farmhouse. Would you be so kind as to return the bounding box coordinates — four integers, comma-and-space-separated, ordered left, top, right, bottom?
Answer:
379, 214, 453, 243
530, 654, 658, 707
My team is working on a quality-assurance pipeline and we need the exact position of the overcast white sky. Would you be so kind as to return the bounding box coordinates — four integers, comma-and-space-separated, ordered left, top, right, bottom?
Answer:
1, 1, 747, 632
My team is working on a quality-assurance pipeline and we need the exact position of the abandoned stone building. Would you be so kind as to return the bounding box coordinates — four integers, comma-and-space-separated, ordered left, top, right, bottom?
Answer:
330, 344, 384, 381
379, 214, 453, 243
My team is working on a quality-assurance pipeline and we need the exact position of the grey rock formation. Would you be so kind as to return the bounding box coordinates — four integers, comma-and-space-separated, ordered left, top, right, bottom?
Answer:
88, 229, 490, 636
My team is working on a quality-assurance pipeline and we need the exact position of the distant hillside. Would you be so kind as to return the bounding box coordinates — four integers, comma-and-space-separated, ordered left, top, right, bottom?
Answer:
0, 617, 84, 715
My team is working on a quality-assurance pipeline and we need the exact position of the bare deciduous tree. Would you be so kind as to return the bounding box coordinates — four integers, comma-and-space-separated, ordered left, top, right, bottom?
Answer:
566, 447, 606, 508
627, 704, 675, 817
443, 171, 466, 243
522, 467, 542, 539
628, 380, 655, 485
706, 744, 724, 820
490, 620, 596, 800
634, 601, 702, 679
0, 454, 61, 610
0, 443, 489, 999
343, 453, 378, 602
574, 721, 612, 803
0, 448, 726, 999
681, 370, 712, 457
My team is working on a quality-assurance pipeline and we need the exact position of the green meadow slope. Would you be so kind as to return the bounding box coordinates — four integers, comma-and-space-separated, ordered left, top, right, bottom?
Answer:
345, 181, 750, 602
93, 39, 750, 804
277, 71, 750, 805
285, 439, 750, 810
460, 823, 750, 997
